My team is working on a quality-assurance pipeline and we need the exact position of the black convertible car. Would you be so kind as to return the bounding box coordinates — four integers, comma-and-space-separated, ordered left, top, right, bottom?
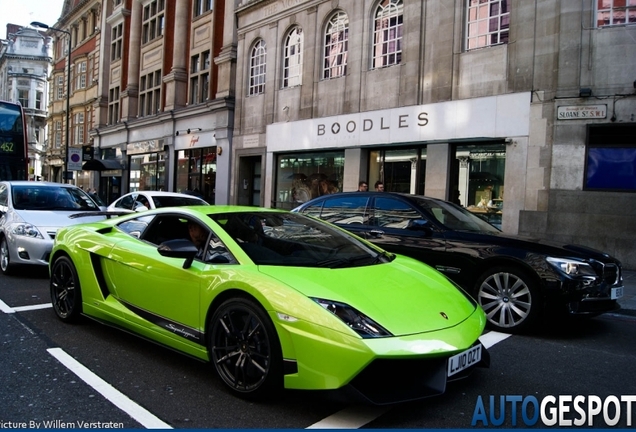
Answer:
293, 192, 624, 333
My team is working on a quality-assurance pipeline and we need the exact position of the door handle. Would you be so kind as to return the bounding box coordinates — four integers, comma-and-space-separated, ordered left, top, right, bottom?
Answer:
369, 229, 384, 237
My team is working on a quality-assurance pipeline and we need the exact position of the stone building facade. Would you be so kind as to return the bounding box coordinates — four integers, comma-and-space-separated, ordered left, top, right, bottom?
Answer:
0, 26, 52, 180
231, 0, 636, 268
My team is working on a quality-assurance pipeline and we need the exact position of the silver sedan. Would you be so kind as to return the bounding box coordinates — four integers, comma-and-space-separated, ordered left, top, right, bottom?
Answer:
0, 181, 105, 275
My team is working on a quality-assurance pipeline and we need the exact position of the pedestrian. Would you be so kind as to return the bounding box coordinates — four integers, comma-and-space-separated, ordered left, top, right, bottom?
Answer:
357, 181, 368, 192
374, 181, 384, 192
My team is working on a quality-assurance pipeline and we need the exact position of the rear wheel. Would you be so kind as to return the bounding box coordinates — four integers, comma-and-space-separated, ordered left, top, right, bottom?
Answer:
0, 236, 14, 275
50, 256, 83, 323
208, 297, 282, 399
475, 267, 540, 333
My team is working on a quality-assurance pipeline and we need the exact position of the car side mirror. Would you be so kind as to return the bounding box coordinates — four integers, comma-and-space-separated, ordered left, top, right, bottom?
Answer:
157, 239, 198, 269
407, 219, 430, 232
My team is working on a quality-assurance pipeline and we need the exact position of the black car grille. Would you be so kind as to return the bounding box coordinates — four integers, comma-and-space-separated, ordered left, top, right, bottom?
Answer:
602, 263, 620, 286
347, 357, 448, 405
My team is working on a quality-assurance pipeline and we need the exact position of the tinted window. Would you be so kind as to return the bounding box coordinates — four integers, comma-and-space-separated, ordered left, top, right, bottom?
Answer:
372, 197, 422, 229
319, 196, 369, 225
153, 196, 207, 208
11, 186, 100, 211
413, 198, 500, 233
118, 214, 156, 239
115, 195, 135, 210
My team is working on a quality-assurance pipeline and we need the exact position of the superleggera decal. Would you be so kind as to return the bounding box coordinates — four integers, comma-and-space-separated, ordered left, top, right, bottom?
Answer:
120, 300, 204, 344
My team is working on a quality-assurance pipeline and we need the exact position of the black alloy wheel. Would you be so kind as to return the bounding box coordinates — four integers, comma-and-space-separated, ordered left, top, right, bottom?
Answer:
475, 266, 539, 333
209, 297, 282, 398
0, 237, 14, 275
50, 256, 83, 323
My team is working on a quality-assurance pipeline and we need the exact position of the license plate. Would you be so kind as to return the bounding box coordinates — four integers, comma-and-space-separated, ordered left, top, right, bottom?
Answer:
611, 286, 624, 300
447, 344, 482, 377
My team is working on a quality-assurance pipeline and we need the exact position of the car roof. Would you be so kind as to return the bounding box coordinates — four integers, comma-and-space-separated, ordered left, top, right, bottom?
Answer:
1, 181, 80, 188
298, 191, 446, 205
130, 191, 203, 197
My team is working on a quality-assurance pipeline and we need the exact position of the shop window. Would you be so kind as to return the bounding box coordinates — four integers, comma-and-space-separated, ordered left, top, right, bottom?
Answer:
175, 148, 217, 203
275, 151, 344, 210
584, 124, 636, 191
129, 153, 166, 191
455, 143, 505, 229
369, 148, 426, 195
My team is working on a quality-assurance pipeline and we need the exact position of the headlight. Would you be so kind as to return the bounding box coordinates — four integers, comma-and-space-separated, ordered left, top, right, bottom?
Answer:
546, 257, 597, 277
311, 298, 392, 338
11, 223, 44, 239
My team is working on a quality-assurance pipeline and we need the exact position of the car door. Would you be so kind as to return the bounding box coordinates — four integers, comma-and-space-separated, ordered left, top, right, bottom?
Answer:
103, 214, 202, 334
366, 196, 449, 271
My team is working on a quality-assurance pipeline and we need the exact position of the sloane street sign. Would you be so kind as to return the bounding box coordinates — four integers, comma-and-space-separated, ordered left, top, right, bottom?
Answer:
557, 105, 607, 120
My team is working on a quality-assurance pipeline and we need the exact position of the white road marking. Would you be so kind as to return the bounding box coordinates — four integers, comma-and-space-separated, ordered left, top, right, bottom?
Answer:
306, 331, 512, 429
47, 348, 172, 429
479, 330, 512, 349
3, 296, 513, 429
13, 303, 52, 312
306, 405, 392, 429
0, 298, 15, 313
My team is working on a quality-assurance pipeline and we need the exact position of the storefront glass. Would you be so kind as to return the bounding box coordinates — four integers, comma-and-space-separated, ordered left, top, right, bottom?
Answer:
274, 151, 344, 209
455, 143, 506, 229
369, 147, 427, 194
129, 153, 166, 192
175, 147, 216, 203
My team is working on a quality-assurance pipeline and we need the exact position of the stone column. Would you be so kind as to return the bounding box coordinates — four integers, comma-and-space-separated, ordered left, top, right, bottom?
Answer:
163, 0, 188, 110
121, 0, 141, 120
214, 0, 237, 99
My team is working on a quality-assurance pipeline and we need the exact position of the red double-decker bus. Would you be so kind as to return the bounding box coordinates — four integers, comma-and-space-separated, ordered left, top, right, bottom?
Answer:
0, 100, 29, 181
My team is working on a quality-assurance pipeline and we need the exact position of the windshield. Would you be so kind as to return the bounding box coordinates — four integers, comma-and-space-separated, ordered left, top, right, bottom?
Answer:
413, 197, 501, 233
212, 211, 392, 268
12, 185, 101, 211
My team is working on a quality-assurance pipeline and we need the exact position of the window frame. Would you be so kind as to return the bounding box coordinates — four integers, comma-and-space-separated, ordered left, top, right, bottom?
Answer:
111, 22, 123, 61
108, 86, 120, 124
323, 11, 349, 79
139, 70, 162, 117
371, 0, 403, 69
189, 50, 211, 104
465, 0, 510, 51
248, 39, 267, 96
142, 0, 165, 44
596, 0, 636, 27
282, 26, 303, 88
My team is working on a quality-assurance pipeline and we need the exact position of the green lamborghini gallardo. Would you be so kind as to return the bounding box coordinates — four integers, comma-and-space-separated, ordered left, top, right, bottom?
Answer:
49, 206, 488, 404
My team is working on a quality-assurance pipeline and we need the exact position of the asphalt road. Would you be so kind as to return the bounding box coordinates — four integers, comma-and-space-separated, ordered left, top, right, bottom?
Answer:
1, 266, 635, 429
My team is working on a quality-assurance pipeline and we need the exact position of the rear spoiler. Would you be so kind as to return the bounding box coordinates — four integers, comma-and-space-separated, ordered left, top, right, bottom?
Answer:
68, 211, 131, 219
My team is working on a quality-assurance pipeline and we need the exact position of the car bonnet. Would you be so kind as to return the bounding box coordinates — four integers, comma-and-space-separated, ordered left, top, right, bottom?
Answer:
14, 209, 106, 229
257, 258, 478, 336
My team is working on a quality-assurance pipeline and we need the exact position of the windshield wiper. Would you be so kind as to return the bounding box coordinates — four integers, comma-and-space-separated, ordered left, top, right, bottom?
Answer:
316, 253, 386, 268
372, 251, 395, 264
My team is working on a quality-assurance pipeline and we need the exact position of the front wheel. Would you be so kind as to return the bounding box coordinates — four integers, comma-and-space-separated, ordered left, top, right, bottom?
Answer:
475, 267, 540, 333
50, 256, 83, 323
208, 297, 282, 399
0, 236, 15, 275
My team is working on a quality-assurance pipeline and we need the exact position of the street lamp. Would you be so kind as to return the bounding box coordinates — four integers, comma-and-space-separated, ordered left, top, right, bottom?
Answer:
31, 21, 71, 183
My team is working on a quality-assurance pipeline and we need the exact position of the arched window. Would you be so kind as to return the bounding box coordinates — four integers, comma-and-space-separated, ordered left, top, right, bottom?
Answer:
323, 12, 349, 79
249, 39, 267, 95
283, 27, 303, 88
372, 0, 403, 68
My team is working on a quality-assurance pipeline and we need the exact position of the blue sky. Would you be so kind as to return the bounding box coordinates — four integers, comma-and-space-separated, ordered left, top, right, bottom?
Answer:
0, 0, 65, 39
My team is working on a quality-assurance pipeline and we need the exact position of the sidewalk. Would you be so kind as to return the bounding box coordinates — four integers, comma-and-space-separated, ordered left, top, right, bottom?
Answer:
617, 269, 636, 315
